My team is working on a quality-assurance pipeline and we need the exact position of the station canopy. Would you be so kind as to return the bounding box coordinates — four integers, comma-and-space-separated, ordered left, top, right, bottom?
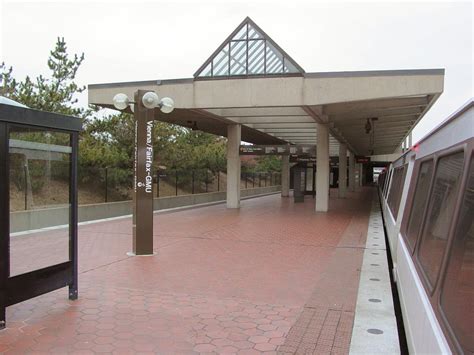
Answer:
89, 17, 444, 157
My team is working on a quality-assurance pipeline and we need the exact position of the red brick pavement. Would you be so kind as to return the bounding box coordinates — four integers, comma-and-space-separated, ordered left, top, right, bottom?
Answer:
1, 188, 373, 354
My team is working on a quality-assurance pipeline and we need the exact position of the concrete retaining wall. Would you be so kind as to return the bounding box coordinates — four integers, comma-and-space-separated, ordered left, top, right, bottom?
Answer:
10, 186, 281, 233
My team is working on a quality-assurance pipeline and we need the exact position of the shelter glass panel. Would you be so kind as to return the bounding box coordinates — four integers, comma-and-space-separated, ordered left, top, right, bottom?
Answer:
405, 160, 433, 251
248, 40, 265, 74
418, 152, 464, 287
9, 126, 71, 276
212, 44, 230, 76
230, 41, 247, 76
440, 155, 474, 354
265, 42, 284, 74
201, 62, 212, 77
232, 24, 247, 40
248, 24, 264, 39
284, 58, 299, 73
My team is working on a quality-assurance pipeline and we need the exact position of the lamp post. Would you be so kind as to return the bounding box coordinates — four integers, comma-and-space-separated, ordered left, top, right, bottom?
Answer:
113, 90, 174, 256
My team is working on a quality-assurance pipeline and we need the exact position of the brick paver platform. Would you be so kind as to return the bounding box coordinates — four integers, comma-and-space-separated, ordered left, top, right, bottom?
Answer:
1, 188, 373, 354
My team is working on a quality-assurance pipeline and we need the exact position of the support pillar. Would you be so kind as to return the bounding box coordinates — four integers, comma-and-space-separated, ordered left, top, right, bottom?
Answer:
338, 144, 347, 198
355, 163, 361, 191
349, 151, 355, 192
226, 124, 241, 208
132, 90, 155, 256
281, 155, 290, 197
359, 163, 363, 187
408, 132, 413, 148
316, 123, 329, 212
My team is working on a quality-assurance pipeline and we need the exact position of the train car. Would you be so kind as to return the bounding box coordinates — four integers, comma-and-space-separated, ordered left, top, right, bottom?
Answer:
378, 99, 473, 354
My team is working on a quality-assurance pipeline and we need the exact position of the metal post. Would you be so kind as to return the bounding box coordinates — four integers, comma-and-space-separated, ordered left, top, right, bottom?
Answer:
156, 172, 160, 198
245, 172, 248, 189
175, 170, 178, 196
205, 170, 208, 192
1, 123, 9, 328
217, 171, 220, 191
131, 90, 154, 256
69, 132, 79, 300
104, 167, 108, 203
253, 173, 255, 188
24, 164, 27, 210
259, 173, 262, 187
192, 170, 195, 194
304, 168, 307, 192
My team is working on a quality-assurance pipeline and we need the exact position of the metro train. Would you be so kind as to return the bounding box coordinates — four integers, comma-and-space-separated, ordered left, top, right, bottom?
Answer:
378, 99, 473, 355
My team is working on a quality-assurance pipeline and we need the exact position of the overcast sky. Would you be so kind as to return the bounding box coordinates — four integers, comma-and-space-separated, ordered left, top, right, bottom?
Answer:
1, 0, 472, 143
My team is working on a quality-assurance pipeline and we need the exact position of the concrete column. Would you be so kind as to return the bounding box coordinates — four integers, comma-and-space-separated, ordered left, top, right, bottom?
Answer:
281, 155, 290, 197
349, 151, 355, 192
226, 124, 241, 208
355, 163, 361, 191
316, 123, 329, 212
338, 144, 347, 198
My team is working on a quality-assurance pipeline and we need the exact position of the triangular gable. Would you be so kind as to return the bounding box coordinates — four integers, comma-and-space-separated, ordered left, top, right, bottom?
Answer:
194, 17, 305, 78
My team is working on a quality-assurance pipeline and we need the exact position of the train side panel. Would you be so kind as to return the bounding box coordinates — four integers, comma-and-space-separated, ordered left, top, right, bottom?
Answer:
396, 236, 451, 354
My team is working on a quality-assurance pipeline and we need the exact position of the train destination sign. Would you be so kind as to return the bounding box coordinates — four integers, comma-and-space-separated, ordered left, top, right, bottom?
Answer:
290, 156, 317, 163
355, 156, 371, 163
239, 145, 316, 156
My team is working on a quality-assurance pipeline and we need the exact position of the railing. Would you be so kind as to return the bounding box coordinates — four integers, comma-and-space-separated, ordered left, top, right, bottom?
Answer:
12, 167, 282, 210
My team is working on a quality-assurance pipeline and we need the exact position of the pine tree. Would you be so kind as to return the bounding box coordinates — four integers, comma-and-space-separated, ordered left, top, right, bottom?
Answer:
1, 37, 89, 118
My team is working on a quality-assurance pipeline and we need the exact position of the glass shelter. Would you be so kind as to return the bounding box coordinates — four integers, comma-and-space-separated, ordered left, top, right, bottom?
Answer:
0, 101, 81, 329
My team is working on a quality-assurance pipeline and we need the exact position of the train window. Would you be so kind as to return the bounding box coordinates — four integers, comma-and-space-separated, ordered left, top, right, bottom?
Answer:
387, 166, 407, 219
384, 169, 393, 198
440, 155, 474, 354
393, 165, 408, 220
418, 152, 464, 287
387, 167, 401, 216
405, 160, 434, 251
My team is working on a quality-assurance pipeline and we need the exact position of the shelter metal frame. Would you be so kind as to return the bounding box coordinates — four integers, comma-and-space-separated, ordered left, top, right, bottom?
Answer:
0, 104, 81, 329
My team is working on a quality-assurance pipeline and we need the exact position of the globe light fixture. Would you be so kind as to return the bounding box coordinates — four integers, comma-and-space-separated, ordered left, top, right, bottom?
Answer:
112, 91, 174, 113
159, 97, 175, 113
142, 91, 160, 109
112, 93, 130, 110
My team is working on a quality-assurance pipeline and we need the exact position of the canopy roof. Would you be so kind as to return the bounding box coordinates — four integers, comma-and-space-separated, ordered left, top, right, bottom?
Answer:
89, 18, 444, 157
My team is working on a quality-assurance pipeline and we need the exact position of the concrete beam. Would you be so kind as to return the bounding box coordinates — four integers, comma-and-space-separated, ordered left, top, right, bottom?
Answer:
249, 123, 318, 129
370, 153, 401, 162
270, 135, 318, 138
226, 124, 241, 208
206, 107, 307, 117
323, 96, 429, 115
235, 116, 314, 124
329, 107, 424, 121
89, 70, 443, 109
337, 119, 417, 128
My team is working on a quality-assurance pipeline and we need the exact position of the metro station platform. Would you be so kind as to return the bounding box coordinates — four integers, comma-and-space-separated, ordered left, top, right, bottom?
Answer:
0, 188, 395, 354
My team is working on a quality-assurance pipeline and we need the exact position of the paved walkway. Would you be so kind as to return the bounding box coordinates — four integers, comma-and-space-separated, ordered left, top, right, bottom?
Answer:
1, 188, 374, 354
